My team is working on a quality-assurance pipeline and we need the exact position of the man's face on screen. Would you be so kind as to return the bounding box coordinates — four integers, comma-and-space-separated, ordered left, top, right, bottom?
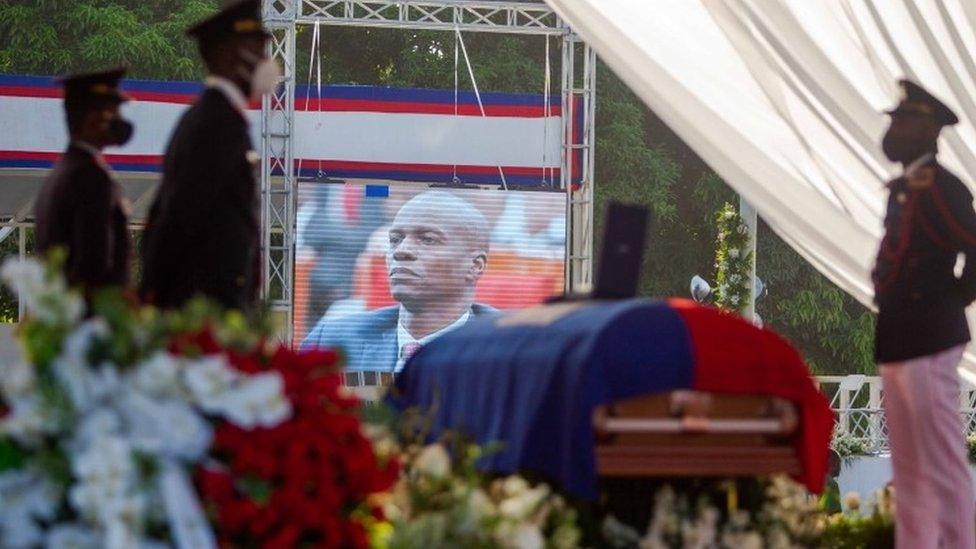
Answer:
386, 196, 480, 309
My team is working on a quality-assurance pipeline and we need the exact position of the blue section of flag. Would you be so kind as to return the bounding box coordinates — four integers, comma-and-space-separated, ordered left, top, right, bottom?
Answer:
390, 300, 695, 500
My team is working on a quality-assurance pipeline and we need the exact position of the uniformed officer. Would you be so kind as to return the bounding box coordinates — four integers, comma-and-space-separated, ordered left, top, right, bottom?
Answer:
34, 67, 134, 298
139, 0, 277, 311
873, 80, 976, 549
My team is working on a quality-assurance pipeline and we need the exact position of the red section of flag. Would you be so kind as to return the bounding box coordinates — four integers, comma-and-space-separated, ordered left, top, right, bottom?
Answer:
668, 298, 835, 494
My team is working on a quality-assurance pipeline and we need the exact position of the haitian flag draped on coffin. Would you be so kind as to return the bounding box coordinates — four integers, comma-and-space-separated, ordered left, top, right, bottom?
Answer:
390, 299, 834, 500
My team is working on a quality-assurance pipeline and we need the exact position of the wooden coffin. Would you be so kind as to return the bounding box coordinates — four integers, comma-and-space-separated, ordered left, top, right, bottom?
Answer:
594, 391, 802, 478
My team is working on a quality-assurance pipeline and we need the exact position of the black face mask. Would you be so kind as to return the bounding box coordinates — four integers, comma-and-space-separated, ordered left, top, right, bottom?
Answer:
881, 132, 933, 164
107, 117, 134, 147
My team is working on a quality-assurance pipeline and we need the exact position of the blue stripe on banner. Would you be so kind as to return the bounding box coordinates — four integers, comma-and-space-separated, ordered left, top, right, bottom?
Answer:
296, 84, 562, 108
364, 185, 389, 197
0, 74, 57, 87
0, 159, 53, 169
0, 74, 203, 95
108, 162, 162, 173
119, 79, 203, 95
0, 160, 163, 172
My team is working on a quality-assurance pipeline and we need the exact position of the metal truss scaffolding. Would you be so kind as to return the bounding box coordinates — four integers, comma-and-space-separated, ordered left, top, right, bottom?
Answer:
260, 0, 596, 340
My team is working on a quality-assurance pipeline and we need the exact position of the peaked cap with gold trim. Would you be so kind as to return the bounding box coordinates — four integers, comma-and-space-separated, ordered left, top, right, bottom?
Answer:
886, 79, 959, 126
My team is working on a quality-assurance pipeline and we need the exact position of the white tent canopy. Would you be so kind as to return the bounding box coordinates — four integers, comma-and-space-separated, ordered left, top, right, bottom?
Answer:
545, 0, 976, 379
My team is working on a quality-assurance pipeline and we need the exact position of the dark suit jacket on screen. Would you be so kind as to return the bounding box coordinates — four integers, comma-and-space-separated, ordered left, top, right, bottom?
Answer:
301, 303, 497, 372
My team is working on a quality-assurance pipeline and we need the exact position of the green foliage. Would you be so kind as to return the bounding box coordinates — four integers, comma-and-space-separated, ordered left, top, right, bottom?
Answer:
0, 438, 25, 472
822, 513, 894, 549
0, 0, 218, 79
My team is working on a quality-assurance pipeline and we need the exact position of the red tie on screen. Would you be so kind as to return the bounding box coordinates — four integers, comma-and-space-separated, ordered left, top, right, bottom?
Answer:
401, 342, 422, 363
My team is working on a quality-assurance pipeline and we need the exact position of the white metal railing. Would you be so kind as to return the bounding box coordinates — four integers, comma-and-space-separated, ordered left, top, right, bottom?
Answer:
816, 375, 976, 453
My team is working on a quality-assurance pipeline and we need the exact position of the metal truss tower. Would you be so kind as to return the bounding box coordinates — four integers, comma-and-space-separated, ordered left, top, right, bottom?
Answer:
260, 0, 596, 339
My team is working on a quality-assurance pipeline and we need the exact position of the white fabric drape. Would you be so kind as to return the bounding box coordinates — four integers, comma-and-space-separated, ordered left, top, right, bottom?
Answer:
544, 0, 976, 379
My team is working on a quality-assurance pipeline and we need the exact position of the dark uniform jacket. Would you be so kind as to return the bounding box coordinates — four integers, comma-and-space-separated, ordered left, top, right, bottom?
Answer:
140, 88, 260, 310
873, 159, 976, 363
34, 144, 131, 293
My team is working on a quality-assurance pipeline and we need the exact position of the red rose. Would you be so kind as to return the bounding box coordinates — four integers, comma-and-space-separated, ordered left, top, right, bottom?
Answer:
220, 499, 261, 534
197, 468, 235, 503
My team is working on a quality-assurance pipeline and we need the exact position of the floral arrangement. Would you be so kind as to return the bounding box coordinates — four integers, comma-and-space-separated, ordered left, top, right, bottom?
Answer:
830, 430, 873, 459
363, 413, 582, 549
0, 255, 396, 548
713, 203, 753, 315
601, 476, 823, 549
601, 476, 895, 549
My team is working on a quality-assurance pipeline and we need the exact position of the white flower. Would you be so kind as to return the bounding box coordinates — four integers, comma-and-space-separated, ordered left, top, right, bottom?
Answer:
53, 320, 113, 411
183, 355, 239, 410
722, 531, 762, 549
501, 476, 530, 498
71, 408, 123, 450
0, 362, 35, 398
730, 295, 740, 305
414, 444, 452, 478
45, 524, 102, 549
729, 274, 741, 284
495, 522, 544, 549
467, 488, 497, 521
728, 509, 751, 529
499, 485, 550, 520
1, 258, 85, 324
1, 259, 46, 308
0, 470, 58, 548
71, 436, 134, 486
219, 372, 292, 429
728, 248, 740, 259
118, 393, 212, 460
130, 352, 182, 397
0, 395, 55, 442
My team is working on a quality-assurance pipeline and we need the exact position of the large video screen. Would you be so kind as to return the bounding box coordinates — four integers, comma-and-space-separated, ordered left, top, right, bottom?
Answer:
294, 182, 567, 374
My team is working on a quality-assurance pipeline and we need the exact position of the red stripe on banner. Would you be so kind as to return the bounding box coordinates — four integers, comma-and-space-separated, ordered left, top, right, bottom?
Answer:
102, 153, 163, 165
0, 150, 163, 165
0, 150, 60, 161
297, 159, 558, 177
0, 86, 62, 99
0, 86, 198, 105
295, 98, 561, 117
125, 91, 198, 105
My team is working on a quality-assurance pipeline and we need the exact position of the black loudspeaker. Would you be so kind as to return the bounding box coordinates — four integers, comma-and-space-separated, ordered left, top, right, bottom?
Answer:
593, 202, 649, 299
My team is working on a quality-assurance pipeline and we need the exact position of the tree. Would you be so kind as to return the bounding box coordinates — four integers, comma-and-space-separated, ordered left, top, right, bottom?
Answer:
0, 0, 875, 374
